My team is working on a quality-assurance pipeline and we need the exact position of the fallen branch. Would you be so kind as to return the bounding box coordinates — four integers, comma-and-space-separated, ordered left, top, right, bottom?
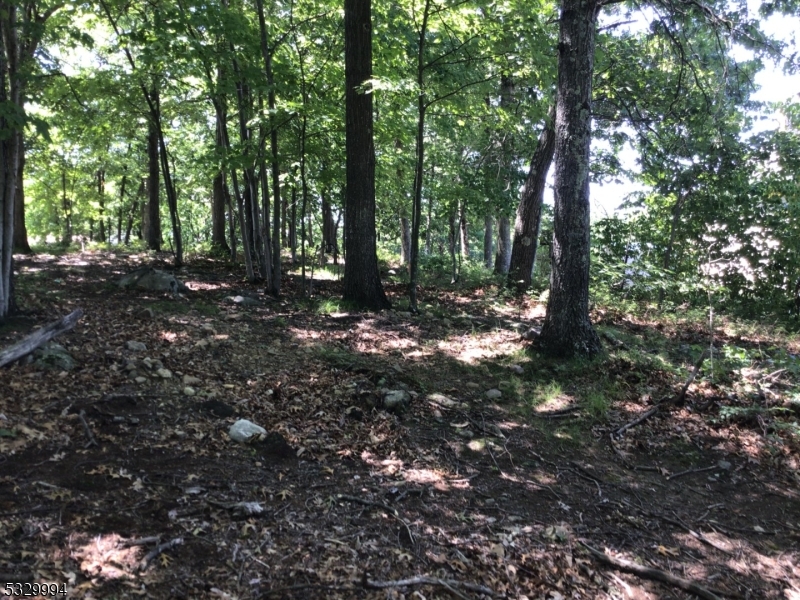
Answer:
0, 309, 83, 368
78, 409, 98, 448
364, 574, 496, 599
337, 494, 415, 545
580, 541, 726, 600
138, 537, 183, 571
614, 350, 709, 436
666, 465, 716, 481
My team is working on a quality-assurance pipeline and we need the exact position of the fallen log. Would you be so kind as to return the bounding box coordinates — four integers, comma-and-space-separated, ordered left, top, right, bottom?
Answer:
0, 309, 83, 369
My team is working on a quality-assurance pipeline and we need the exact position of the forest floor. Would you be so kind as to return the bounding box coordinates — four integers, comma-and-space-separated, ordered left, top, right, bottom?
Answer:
1, 250, 799, 600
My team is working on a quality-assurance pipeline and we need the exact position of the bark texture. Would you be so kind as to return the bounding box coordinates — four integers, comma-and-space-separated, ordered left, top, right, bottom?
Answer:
483, 215, 493, 269
538, 0, 602, 357
507, 105, 556, 292
494, 215, 511, 274
145, 119, 161, 251
342, 0, 389, 310
12, 140, 30, 253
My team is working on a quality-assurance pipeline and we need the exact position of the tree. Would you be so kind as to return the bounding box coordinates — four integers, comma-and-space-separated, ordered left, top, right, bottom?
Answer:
1, 0, 63, 320
537, 0, 602, 357
342, 0, 390, 310
507, 104, 555, 293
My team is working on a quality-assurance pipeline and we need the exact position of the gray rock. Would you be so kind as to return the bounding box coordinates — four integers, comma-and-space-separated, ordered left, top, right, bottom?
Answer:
383, 389, 411, 414
427, 393, 458, 408
485, 389, 503, 400
183, 386, 196, 396
717, 460, 732, 471
135, 376, 147, 384
126, 341, 147, 352
229, 419, 267, 443
156, 368, 173, 379
226, 295, 261, 307
509, 364, 524, 375
117, 267, 188, 295
33, 343, 76, 371
183, 375, 202, 386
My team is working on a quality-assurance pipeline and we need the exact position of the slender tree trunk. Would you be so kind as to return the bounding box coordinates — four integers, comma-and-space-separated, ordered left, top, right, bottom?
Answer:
12, 137, 30, 253
290, 184, 297, 264
343, 0, 390, 310
507, 105, 556, 292
145, 118, 161, 251
538, 0, 602, 358
61, 169, 72, 244
400, 214, 411, 265
124, 179, 143, 245
212, 111, 230, 254
459, 200, 468, 260
408, 0, 432, 311
494, 215, 511, 274
322, 189, 337, 255
483, 215, 493, 268
117, 169, 127, 244
97, 169, 106, 243
448, 209, 459, 284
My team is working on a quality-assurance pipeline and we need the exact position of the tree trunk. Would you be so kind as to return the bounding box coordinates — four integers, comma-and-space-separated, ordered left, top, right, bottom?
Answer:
400, 214, 411, 265
211, 110, 230, 255
448, 209, 459, 284
494, 215, 511, 274
290, 184, 297, 264
538, 0, 602, 358
12, 137, 30, 253
145, 118, 161, 251
507, 105, 556, 292
322, 189, 337, 255
459, 200, 468, 260
343, 0, 390, 310
61, 169, 72, 245
483, 215, 493, 268
97, 169, 106, 243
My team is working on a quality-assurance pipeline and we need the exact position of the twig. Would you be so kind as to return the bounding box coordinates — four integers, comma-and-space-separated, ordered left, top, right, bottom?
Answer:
579, 541, 727, 600
78, 409, 98, 448
337, 494, 415, 545
666, 465, 717, 481
614, 350, 709, 436
0, 309, 83, 368
138, 537, 183, 571
364, 574, 496, 599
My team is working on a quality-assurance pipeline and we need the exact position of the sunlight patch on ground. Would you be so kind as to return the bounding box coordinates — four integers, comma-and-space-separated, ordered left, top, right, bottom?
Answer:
71, 532, 142, 581
436, 330, 520, 364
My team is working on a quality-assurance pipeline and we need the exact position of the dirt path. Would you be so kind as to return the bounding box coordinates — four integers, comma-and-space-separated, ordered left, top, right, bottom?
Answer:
1, 252, 798, 599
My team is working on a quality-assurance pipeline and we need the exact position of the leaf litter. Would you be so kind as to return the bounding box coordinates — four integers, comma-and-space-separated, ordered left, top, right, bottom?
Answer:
0, 251, 798, 599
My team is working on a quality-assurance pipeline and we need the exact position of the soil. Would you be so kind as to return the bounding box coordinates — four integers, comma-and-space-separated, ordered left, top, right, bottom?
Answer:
0, 251, 798, 600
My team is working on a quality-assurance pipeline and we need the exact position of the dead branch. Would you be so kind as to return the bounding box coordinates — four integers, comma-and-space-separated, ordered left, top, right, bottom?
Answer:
78, 409, 98, 448
579, 541, 726, 600
364, 574, 496, 599
0, 309, 83, 368
138, 537, 183, 571
337, 494, 415, 545
666, 465, 716, 481
614, 349, 709, 436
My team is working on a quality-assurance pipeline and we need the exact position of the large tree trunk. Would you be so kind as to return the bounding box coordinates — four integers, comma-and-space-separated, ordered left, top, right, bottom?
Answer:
342, 0, 390, 310
494, 215, 511, 274
538, 0, 602, 358
12, 138, 30, 254
507, 105, 556, 292
145, 118, 161, 251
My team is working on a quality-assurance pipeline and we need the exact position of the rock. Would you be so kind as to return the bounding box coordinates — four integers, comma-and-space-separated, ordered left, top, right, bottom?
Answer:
33, 343, 76, 371
387, 269, 397, 276
427, 393, 458, 409
229, 419, 267, 443
156, 368, 173, 379
521, 327, 541, 341
509, 364, 524, 375
183, 374, 202, 385
135, 376, 147, 384
117, 267, 189, 295
717, 460, 732, 471
485, 389, 502, 400
396, 311, 412, 318
138, 308, 155, 320
383, 389, 411, 414
126, 341, 147, 352
225, 295, 261, 307
183, 386, 196, 396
